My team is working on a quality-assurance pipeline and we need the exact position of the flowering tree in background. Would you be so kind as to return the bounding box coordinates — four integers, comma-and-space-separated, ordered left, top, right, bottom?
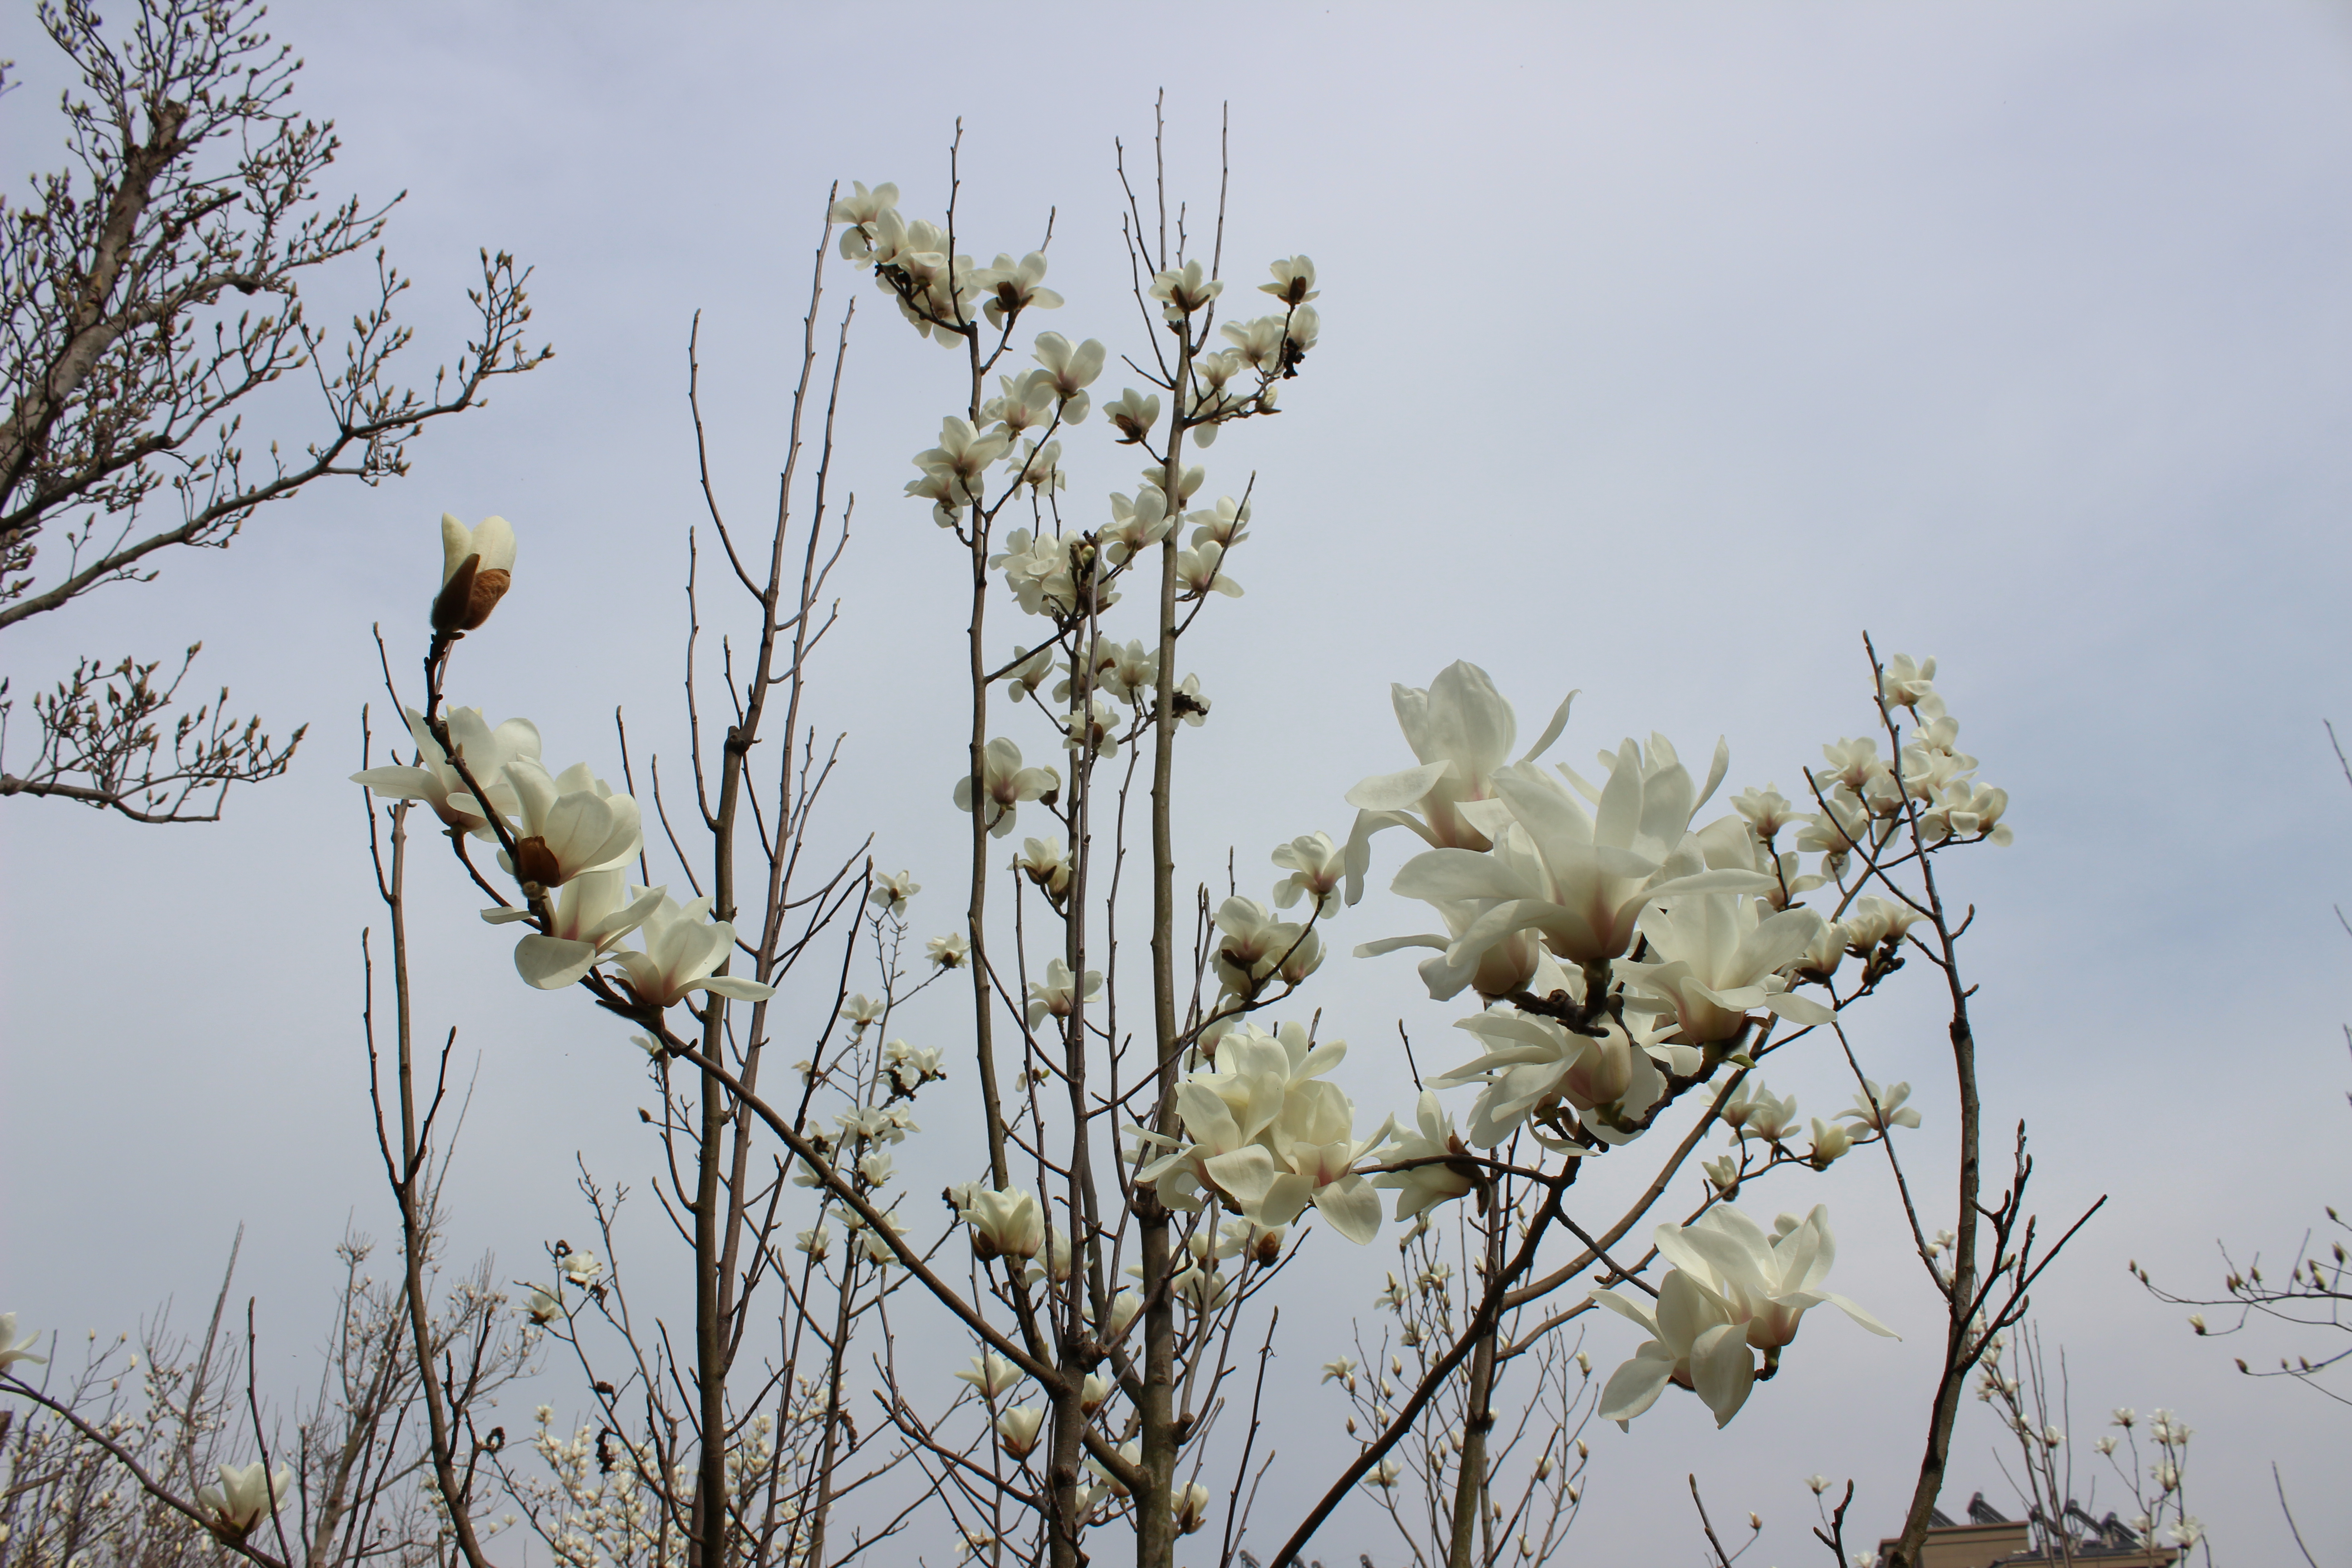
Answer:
0, 0, 548, 822
3, 103, 2127, 1568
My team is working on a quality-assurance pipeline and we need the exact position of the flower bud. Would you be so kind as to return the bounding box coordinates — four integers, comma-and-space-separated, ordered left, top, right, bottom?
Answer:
433, 514, 517, 633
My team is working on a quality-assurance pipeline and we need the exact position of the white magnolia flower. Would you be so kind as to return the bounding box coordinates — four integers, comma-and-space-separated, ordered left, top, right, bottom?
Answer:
955, 1352, 1023, 1401
953, 737, 1058, 838
499, 758, 643, 888
560, 1249, 603, 1286
1271, 831, 1347, 917
0, 1314, 46, 1371
1388, 733, 1771, 991
522, 1286, 561, 1324
611, 893, 776, 1009
1149, 258, 1222, 320
1260, 255, 1318, 305
995, 1403, 1046, 1458
432, 513, 516, 633
1174, 1480, 1213, 1535
1321, 1356, 1357, 1387
352, 706, 540, 836
487, 870, 664, 990
882, 1037, 943, 1092
828, 180, 899, 244
1614, 893, 1834, 1044
959, 1186, 1045, 1262
869, 870, 920, 916
1025, 959, 1101, 1029
840, 994, 883, 1032
1031, 332, 1105, 421
1596, 1205, 1893, 1429
1344, 661, 1574, 897
197, 1461, 291, 1536
907, 417, 1011, 516
1136, 1023, 1387, 1244
1838, 1079, 1922, 1133
1436, 1003, 1684, 1148
1211, 896, 1322, 997
1105, 388, 1161, 444
975, 251, 1062, 328
1176, 539, 1243, 599
1373, 1092, 1480, 1221
926, 931, 970, 968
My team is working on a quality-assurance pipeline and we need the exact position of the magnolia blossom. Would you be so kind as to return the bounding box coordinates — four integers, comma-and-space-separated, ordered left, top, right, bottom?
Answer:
1105, 388, 1161, 444
906, 418, 1011, 522
1596, 1205, 1893, 1429
1383, 731, 1773, 996
197, 1461, 291, 1537
956, 1353, 1023, 1401
1261, 254, 1318, 305
995, 1404, 1046, 1458
927, 931, 969, 968
611, 893, 775, 1009
975, 251, 1061, 328
882, 1037, 944, 1091
1211, 896, 1322, 998
522, 1286, 561, 1324
560, 1249, 603, 1285
1614, 893, 1835, 1044
0, 1314, 45, 1371
1135, 1023, 1387, 1244
1016, 836, 1072, 902
351, 706, 540, 836
960, 1186, 1045, 1262
432, 513, 515, 634
828, 180, 898, 243
499, 759, 642, 889
1175, 540, 1242, 599
1343, 661, 1574, 899
1149, 259, 1221, 320
1025, 959, 1102, 1029
487, 870, 664, 990
1174, 1482, 1213, 1535
953, 737, 1058, 838
1031, 332, 1105, 421
1839, 1079, 1921, 1134
1436, 1002, 1686, 1148
869, 870, 920, 916
1271, 831, 1346, 917
1372, 1092, 1480, 1221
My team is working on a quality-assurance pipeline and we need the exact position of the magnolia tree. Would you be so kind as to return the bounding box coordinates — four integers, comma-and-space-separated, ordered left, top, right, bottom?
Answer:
3, 121, 2105, 1568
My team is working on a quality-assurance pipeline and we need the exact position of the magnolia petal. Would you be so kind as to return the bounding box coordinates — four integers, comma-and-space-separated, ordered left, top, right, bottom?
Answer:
1589, 1287, 1660, 1337
1817, 1289, 1899, 1339
1764, 991, 1835, 1026
1313, 1176, 1383, 1245
695, 975, 776, 1001
1690, 1322, 1756, 1427
1517, 690, 1579, 765
516, 935, 600, 990
1597, 1345, 1674, 1427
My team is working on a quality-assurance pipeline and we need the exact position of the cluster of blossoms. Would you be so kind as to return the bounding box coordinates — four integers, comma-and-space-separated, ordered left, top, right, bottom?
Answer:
1199, 653, 2006, 1430
353, 516, 776, 1019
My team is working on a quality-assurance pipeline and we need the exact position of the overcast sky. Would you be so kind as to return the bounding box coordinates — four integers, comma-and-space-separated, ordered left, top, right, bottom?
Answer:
6, 3, 2352, 1563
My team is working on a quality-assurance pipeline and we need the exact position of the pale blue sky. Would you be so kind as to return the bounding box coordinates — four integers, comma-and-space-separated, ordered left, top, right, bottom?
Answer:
5, 3, 2350, 1562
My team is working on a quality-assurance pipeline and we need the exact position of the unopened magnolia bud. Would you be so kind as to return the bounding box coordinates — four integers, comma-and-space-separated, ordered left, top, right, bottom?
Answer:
1534, 1455, 1552, 1480
434, 515, 517, 633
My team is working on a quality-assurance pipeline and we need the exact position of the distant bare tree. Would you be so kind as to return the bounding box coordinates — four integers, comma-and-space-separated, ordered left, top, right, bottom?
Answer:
0, 0, 549, 822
